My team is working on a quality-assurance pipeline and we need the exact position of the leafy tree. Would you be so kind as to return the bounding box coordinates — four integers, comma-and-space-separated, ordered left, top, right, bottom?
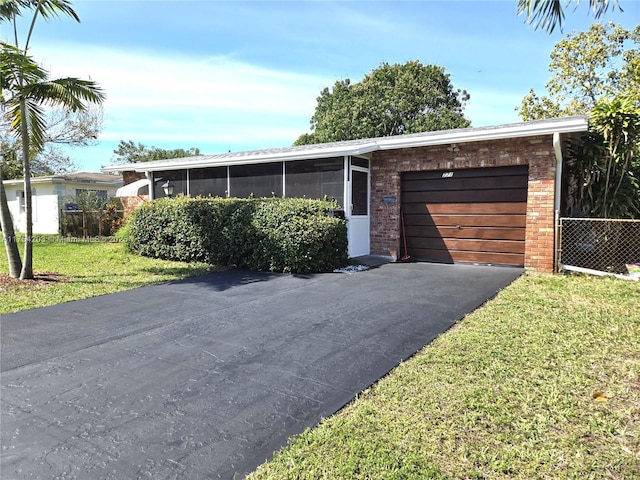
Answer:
294, 61, 470, 145
518, 0, 621, 33
113, 140, 201, 163
1, 106, 103, 180
518, 22, 639, 121
1, 0, 105, 279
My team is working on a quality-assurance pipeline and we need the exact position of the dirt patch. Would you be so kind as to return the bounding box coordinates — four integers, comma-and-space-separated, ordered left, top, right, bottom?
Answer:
0, 272, 67, 291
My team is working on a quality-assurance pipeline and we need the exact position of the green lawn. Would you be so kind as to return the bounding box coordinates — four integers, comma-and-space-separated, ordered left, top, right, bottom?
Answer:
2, 239, 638, 478
248, 274, 640, 479
0, 236, 217, 314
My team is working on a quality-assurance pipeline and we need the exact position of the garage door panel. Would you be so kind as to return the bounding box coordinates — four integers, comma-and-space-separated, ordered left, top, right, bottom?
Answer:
402, 201, 527, 216
402, 165, 528, 181
401, 174, 528, 193
429, 215, 526, 228
404, 189, 527, 204
409, 249, 525, 266
401, 166, 528, 267
425, 203, 527, 215
405, 225, 525, 241
407, 237, 525, 254
404, 213, 525, 228
449, 251, 525, 265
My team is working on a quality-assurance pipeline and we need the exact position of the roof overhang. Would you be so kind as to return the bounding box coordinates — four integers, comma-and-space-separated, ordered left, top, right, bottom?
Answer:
102, 116, 589, 174
376, 115, 588, 150
3, 174, 122, 187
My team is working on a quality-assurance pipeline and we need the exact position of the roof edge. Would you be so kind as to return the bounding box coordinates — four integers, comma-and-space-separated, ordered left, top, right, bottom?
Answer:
102, 116, 589, 173
376, 116, 588, 150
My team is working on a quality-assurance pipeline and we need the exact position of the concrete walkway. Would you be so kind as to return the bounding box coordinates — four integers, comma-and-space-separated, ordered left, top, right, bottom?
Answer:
1, 262, 521, 479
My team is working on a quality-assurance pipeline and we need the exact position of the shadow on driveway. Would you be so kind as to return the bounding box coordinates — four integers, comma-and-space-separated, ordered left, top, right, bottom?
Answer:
1, 262, 522, 479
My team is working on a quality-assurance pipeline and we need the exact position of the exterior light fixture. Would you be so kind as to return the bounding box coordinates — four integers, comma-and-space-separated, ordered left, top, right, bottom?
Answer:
162, 180, 175, 197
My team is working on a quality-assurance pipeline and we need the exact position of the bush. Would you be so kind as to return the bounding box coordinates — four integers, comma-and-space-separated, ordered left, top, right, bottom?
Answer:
125, 197, 348, 273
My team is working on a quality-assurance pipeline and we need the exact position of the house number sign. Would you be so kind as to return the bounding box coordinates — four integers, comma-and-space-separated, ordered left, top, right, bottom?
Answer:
442, 171, 454, 178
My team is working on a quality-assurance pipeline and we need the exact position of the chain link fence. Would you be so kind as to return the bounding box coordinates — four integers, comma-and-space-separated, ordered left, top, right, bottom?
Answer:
558, 218, 640, 275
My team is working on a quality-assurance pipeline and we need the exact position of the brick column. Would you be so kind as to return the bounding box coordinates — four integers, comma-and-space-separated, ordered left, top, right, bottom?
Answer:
524, 141, 557, 272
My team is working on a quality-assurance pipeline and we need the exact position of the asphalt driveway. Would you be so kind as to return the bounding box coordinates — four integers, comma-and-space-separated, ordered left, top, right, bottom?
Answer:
1, 261, 521, 479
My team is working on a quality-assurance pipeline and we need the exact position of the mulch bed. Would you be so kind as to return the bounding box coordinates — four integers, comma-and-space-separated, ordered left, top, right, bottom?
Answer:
0, 272, 67, 291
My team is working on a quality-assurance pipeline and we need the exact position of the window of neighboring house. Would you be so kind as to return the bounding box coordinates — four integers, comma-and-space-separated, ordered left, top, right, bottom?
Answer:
17, 190, 25, 214
16, 189, 37, 220
75, 189, 108, 201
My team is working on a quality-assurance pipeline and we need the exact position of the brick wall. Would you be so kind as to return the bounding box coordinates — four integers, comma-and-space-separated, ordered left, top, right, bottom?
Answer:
370, 134, 557, 272
121, 195, 148, 217
122, 171, 145, 186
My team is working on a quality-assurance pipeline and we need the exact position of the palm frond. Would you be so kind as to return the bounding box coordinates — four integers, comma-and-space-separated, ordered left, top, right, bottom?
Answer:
518, 0, 565, 34
0, 1, 22, 21
24, 77, 105, 111
35, 0, 79, 21
519, 0, 622, 34
589, 0, 620, 18
0, 41, 49, 90
6, 98, 47, 151
0, 0, 79, 22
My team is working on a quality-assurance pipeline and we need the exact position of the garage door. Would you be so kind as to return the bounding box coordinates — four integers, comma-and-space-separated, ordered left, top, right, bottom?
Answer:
401, 166, 528, 266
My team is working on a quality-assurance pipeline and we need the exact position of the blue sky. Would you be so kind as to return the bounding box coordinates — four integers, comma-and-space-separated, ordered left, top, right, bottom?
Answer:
3, 0, 639, 172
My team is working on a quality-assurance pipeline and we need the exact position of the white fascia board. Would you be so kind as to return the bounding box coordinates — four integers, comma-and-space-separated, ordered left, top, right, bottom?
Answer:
103, 143, 378, 173
2, 177, 54, 186
376, 116, 589, 150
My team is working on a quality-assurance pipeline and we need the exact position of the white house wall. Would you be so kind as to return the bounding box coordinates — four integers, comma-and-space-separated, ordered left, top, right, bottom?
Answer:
4, 184, 59, 235
3, 181, 120, 235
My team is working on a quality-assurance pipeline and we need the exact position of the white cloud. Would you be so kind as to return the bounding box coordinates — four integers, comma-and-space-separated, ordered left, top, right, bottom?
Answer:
35, 42, 330, 160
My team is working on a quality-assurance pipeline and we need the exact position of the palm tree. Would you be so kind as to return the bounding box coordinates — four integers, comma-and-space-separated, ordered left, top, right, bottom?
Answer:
518, 0, 620, 33
1, 0, 104, 279
0, 158, 22, 277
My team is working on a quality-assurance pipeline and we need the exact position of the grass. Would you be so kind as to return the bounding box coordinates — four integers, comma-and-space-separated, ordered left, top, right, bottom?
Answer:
0, 236, 218, 314
247, 274, 640, 479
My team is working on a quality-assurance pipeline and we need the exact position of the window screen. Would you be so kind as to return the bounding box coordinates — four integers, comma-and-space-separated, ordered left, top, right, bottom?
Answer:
153, 170, 187, 198
229, 163, 283, 198
285, 157, 344, 206
190, 167, 227, 197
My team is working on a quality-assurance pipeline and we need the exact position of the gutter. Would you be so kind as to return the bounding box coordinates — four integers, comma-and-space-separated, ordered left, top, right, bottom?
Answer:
553, 132, 563, 272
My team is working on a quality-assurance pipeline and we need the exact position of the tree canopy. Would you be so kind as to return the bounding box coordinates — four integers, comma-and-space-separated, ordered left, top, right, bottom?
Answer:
113, 140, 201, 163
1, 106, 102, 179
518, 22, 639, 121
516, 21, 639, 218
294, 61, 470, 146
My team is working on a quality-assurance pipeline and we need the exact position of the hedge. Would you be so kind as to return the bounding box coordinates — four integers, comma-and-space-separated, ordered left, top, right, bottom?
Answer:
122, 197, 348, 273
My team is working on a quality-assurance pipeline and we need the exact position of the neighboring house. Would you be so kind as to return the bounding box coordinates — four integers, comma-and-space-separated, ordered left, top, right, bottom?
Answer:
2, 172, 123, 234
103, 116, 589, 273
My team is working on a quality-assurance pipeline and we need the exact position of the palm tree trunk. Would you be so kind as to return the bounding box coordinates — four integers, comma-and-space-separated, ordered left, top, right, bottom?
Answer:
0, 162, 23, 277
19, 98, 33, 280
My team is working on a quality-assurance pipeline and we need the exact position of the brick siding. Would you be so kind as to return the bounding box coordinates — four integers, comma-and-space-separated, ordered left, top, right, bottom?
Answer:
121, 195, 148, 217
370, 134, 558, 272
122, 171, 145, 186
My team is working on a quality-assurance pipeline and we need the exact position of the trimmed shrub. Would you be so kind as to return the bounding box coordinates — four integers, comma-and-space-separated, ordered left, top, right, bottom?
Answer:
124, 197, 348, 273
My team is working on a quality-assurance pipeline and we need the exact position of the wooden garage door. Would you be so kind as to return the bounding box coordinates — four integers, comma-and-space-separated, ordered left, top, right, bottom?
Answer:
401, 166, 528, 266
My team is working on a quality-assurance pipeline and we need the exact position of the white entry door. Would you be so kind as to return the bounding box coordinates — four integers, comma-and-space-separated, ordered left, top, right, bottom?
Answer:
347, 166, 370, 257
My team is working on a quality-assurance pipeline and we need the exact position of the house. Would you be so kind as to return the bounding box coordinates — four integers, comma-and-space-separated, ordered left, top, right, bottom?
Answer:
2, 172, 123, 234
103, 116, 589, 272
